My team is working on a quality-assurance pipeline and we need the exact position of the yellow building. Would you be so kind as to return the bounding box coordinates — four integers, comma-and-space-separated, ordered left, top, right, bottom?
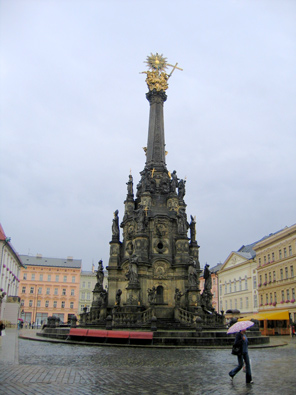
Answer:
18, 254, 81, 326
254, 223, 296, 329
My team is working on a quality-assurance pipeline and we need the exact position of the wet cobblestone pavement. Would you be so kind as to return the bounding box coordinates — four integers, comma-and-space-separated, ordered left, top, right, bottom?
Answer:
0, 335, 295, 395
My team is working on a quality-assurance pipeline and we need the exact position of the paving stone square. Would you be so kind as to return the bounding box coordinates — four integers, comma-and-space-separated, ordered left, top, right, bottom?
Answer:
0, 330, 295, 395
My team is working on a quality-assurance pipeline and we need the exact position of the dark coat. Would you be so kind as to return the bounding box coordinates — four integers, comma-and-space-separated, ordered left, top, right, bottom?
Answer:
0, 322, 5, 335
233, 332, 244, 353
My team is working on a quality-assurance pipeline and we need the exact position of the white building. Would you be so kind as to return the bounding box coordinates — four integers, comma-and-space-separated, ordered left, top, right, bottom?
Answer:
0, 224, 24, 323
218, 242, 259, 320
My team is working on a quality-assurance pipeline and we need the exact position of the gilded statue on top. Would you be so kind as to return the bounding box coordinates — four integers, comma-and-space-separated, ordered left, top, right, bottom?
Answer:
141, 53, 183, 92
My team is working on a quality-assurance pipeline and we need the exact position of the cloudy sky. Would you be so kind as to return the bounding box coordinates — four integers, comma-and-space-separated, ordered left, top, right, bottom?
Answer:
1, 0, 295, 271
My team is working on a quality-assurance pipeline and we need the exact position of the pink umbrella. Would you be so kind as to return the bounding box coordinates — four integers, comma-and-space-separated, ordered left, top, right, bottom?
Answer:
227, 320, 254, 334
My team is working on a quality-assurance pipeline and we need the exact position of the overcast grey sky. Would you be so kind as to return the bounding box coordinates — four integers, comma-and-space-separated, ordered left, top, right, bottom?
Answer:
1, 0, 295, 270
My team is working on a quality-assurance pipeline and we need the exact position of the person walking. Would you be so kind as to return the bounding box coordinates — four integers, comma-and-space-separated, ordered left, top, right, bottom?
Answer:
229, 329, 253, 384
0, 320, 5, 347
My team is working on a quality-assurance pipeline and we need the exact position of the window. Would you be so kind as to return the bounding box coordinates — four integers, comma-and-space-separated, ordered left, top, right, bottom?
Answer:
220, 285, 222, 296
82, 282, 86, 288
259, 258, 261, 266
70, 302, 74, 309
264, 256, 266, 264
37, 300, 41, 307
213, 278, 216, 285
30, 287, 34, 294
45, 300, 49, 308
63, 276, 67, 282
284, 248, 287, 258
272, 252, 275, 262
229, 282, 232, 293
22, 286, 26, 294
31, 274, 35, 280
156, 286, 164, 304
54, 288, 58, 295
266, 294, 268, 304
289, 245, 292, 256
253, 276, 257, 289
270, 293, 272, 303
86, 293, 91, 300
245, 276, 248, 290
88, 282, 91, 288
56, 275, 59, 282
281, 290, 285, 302
246, 297, 249, 308
287, 290, 290, 300
259, 275, 262, 285
230, 300, 232, 309
29, 300, 33, 307
254, 294, 257, 308
260, 295, 263, 305
239, 278, 242, 291
273, 271, 276, 281
265, 273, 267, 283
71, 289, 75, 296
269, 272, 272, 283
82, 292, 85, 299
291, 266, 294, 278
268, 254, 270, 262
38, 287, 42, 294
234, 299, 237, 309
21, 299, 24, 306
225, 301, 228, 310
280, 269, 283, 280
292, 288, 295, 300
72, 276, 75, 283
46, 288, 50, 295
61, 301, 65, 308
285, 267, 288, 279
48, 274, 51, 281
279, 250, 282, 259
233, 279, 236, 292
274, 292, 277, 303
240, 298, 243, 309
39, 274, 43, 281
23, 273, 27, 280
62, 289, 66, 296
53, 301, 57, 308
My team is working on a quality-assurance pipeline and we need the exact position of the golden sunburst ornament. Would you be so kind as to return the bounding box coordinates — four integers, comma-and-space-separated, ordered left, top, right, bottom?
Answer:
145, 53, 168, 72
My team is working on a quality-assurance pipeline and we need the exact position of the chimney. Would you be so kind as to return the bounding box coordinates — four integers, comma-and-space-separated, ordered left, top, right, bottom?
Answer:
92, 263, 95, 273
36, 254, 42, 259
67, 256, 73, 261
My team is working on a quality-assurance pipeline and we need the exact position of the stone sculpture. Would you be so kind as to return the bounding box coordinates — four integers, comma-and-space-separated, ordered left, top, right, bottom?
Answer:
178, 179, 186, 200
96, 260, 104, 288
116, 289, 122, 306
112, 210, 119, 240
174, 288, 184, 307
148, 286, 157, 304
188, 257, 198, 287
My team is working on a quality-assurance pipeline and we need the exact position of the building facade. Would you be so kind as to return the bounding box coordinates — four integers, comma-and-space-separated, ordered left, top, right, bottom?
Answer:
218, 243, 258, 321
18, 254, 81, 326
254, 223, 296, 324
0, 224, 23, 323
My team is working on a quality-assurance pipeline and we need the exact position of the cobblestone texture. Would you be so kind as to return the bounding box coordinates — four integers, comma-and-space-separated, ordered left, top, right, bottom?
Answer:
0, 335, 295, 394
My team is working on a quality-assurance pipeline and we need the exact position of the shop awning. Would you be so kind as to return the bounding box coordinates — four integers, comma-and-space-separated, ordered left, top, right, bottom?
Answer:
238, 311, 289, 321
